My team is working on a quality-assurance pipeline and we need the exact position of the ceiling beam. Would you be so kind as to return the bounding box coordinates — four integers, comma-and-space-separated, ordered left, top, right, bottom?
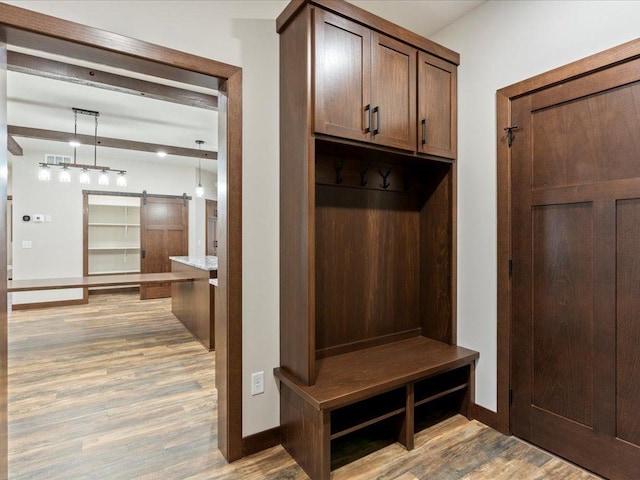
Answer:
8, 125, 217, 160
7, 51, 218, 111
7, 134, 23, 156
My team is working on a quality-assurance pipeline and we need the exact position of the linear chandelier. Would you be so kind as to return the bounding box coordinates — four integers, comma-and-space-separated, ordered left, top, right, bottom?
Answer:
38, 108, 127, 187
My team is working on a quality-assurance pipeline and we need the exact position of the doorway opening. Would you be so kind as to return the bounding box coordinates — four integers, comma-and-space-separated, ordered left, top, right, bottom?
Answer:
0, 2, 244, 475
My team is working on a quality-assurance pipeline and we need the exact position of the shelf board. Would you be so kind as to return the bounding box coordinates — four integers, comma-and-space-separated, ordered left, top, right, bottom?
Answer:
88, 246, 141, 251
330, 407, 405, 440
88, 223, 141, 227
89, 269, 141, 275
414, 383, 468, 408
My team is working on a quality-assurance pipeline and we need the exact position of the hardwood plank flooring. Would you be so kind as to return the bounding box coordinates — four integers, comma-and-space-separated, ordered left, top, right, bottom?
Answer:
8, 293, 600, 479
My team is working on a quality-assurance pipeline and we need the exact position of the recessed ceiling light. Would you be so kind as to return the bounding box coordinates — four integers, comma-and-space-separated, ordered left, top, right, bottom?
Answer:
157, 151, 167, 158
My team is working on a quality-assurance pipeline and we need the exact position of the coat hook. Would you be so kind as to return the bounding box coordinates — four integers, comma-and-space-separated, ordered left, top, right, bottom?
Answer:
360, 163, 368, 187
379, 168, 391, 189
335, 163, 344, 185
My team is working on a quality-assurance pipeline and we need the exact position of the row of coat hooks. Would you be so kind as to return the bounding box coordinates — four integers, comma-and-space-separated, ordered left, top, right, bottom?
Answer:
330, 161, 411, 192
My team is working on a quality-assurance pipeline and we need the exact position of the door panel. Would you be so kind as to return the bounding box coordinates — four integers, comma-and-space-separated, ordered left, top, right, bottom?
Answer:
140, 197, 188, 299
532, 203, 593, 426
417, 52, 456, 159
314, 9, 370, 142
511, 63, 640, 479
532, 83, 640, 189
616, 198, 640, 446
370, 32, 416, 151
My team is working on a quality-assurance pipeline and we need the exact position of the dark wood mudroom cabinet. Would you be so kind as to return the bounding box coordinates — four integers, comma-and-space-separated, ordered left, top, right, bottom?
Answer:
276, 1, 476, 479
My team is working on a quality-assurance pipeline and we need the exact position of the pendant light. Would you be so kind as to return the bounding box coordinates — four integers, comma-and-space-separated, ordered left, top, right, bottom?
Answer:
195, 140, 205, 197
38, 164, 51, 181
99, 169, 109, 186
117, 171, 127, 187
59, 165, 71, 183
38, 108, 127, 185
79, 168, 91, 184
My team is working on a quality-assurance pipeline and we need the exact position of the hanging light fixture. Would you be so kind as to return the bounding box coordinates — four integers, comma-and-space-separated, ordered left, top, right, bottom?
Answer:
195, 140, 205, 197
99, 170, 109, 186
38, 108, 127, 185
38, 164, 51, 181
59, 165, 71, 183
117, 171, 127, 187
79, 168, 91, 184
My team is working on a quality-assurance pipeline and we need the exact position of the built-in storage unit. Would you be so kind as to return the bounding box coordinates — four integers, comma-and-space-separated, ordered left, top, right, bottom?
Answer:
85, 194, 141, 276
276, 2, 477, 479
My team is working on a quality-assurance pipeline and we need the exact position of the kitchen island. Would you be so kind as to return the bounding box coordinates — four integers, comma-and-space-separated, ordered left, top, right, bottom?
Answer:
170, 256, 217, 350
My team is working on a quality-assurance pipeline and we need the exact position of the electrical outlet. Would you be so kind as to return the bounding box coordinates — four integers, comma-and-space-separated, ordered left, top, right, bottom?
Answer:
251, 371, 265, 396
22, 240, 32, 249
45, 215, 52, 223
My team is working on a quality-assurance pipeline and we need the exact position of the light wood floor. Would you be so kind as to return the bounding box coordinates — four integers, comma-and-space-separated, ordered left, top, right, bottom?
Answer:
8, 293, 600, 479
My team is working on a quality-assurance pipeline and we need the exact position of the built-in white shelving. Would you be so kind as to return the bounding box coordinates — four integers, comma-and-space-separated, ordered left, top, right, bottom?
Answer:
87, 195, 141, 277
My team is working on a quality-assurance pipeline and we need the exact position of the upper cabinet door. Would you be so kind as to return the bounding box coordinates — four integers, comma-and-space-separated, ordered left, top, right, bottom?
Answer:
418, 51, 457, 159
370, 32, 416, 151
314, 9, 371, 142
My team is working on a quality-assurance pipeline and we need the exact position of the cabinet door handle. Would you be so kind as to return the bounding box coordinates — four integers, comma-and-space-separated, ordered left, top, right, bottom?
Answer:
373, 106, 380, 135
141, 248, 146, 259
364, 104, 371, 134
422, 118, 427, 145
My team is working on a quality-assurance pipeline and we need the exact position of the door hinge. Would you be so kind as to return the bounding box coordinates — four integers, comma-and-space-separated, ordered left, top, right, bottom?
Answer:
509, 388, 513, 405
504, 125, 518, 147
509, 259, 513, 278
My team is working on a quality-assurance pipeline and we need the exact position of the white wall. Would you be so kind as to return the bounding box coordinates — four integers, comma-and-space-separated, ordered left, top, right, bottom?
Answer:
12, 148, 217, 305
7, 0, 284, 436
430, 0, 640, 411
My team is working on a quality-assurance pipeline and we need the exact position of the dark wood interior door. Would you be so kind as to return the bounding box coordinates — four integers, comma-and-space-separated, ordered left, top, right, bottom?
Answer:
370, 31, 416, 151
140, 196, 188, 299
511, 61, 640, 480
314, 8, 371, 142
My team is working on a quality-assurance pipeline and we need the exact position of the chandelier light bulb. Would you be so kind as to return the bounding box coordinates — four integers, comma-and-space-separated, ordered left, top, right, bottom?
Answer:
98, 170, 109, 186
117, 171, 127, 187
59, 166, 71, 183
79, 169, 91, 184
38, 164, 51, 181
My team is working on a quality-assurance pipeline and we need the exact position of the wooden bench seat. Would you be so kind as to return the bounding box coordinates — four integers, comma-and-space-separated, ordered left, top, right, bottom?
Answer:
7, 272, 195, 292
274, 336, 479, 480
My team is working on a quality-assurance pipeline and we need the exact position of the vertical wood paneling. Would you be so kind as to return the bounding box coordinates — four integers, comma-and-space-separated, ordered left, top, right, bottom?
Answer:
315, 185, 420, 352
616, 198, 640, 447
0, 40, 7, 480
531, 203, 594, 427
279, 7, 315, 385
420, 165, 453, 344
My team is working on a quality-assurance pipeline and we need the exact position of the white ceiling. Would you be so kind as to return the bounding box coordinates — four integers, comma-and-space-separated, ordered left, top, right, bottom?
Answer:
350, 0, 486, 38
7, 54, 218, 174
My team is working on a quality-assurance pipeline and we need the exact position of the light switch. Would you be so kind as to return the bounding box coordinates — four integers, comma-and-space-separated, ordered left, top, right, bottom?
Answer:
22, 240, 32, 249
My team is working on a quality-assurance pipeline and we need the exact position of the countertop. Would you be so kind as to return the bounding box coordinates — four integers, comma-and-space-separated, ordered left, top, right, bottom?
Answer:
209, 279, 218, 287
169, 256, 218, 271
